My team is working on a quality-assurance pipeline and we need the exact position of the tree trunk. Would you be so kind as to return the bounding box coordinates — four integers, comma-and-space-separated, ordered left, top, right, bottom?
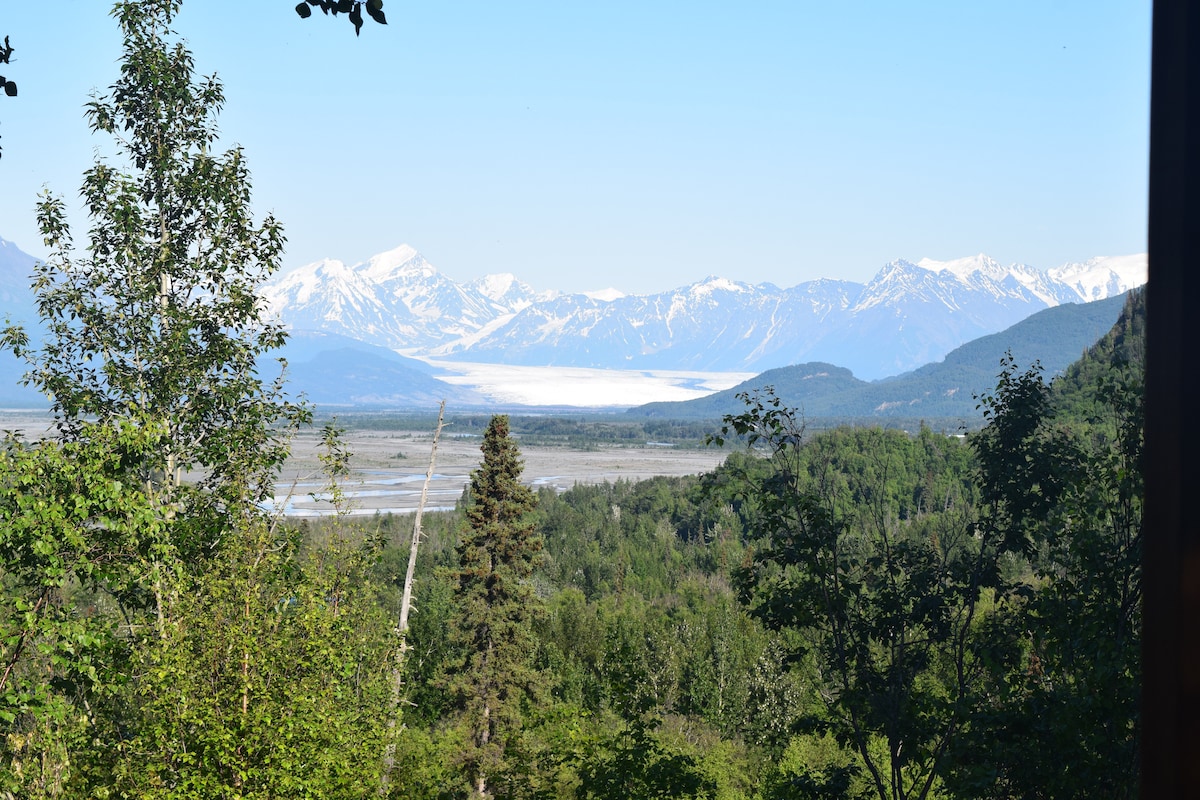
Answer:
379, 400, 445, 796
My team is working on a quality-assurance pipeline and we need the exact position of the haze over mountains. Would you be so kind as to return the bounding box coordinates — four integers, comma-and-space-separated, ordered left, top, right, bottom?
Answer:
630, 293, 1133, 423
259, 245, 1145, 380
0, 234, 1146, 411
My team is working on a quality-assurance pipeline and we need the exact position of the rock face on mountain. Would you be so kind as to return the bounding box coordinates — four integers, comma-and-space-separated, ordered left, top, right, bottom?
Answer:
260, 246, 1146, 380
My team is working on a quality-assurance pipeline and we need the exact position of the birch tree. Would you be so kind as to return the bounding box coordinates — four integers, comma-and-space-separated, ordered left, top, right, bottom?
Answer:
1, 2, 392, 795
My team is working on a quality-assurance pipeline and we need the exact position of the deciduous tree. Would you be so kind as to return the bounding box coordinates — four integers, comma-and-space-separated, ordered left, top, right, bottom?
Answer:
948, 351, 1143, 799
714, 389, 988, 800
0, 2, 397, 795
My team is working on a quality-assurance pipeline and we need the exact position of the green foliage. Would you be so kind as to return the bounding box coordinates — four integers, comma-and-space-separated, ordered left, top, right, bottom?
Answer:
760, 732, 872, 800
572, 713, 716, 800
107, 521, 393, 798
368, 298, 1144, 797
0, 422, 163, 798
715, 388, 986, 800
0, 3, 397, 796
1053, 289, 1145, 424
971, 355, 1069, 558
5, 0, 306, 551
448, 415, 543, 798
0, 4, 1150, 791
563, 611, 716, 800
948, 328, 1143, 799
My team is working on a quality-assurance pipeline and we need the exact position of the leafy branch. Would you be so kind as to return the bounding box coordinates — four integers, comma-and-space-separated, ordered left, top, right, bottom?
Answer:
295, 0, 387, 36
0, 35, 15, 97
1, 35, 15, 161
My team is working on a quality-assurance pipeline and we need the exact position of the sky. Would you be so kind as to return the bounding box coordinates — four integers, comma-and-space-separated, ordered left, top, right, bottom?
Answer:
0, 1, 1151, 295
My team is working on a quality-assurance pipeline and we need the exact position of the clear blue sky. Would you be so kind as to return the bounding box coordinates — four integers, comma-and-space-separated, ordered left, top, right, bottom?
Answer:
0, 1, 1151, 294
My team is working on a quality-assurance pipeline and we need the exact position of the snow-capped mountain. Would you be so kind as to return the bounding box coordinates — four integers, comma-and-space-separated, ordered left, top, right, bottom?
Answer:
4, 233, 1147, 391
259, 244, 542, 350
261, 245, 1144, 380
1048, 254, 1148, 302
805, 253, 1144, 376
424, 275, 864, 372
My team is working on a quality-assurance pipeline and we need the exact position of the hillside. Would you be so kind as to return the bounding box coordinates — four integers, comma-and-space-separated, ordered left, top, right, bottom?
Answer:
1051, 287, 1146, 420
270, 331, 487, 409
630, 292, 1129, 422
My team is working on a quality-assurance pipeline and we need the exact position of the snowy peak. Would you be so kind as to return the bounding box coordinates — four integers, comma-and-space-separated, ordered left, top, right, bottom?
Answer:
360, 244, 426, 281
468, 272, 541, 310
686, 276, 753, 298
917, 253, 1006, 281
1049, 254, 1148, 302
259, 242, 1147, 380
867, 252, 1138, 310
263, 258, 373, 310
473, 272, 519, 301
260, 245, 539, 351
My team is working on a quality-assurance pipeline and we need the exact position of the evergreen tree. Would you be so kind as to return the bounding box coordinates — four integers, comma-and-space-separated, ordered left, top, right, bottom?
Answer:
449, 415, 542, 799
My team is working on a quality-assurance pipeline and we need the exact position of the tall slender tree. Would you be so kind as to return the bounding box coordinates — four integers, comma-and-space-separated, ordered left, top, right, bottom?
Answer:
19, 0, 302, 520
0, 2, 396, 795
449, 415, 542, 799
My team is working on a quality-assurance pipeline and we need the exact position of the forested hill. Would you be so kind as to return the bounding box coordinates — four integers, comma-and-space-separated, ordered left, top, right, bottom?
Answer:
630, 292, 1129, 422
367, 291, 1145, 797
1053, 286, 1145, 414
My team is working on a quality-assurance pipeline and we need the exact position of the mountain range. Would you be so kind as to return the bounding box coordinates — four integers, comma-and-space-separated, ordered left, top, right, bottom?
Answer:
259, 246, 1146, 380
0, 235, 1147, 410
629, 292, 1133, 422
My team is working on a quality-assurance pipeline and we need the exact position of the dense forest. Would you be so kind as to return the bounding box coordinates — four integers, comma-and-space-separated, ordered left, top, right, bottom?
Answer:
1, 3, 1143, 799
331, 289, 1142, 800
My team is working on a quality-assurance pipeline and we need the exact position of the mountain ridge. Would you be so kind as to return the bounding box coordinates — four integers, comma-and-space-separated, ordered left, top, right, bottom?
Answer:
0, 234, 1148, 409
629, 292, 1133, 422
259, 244, 1145, 379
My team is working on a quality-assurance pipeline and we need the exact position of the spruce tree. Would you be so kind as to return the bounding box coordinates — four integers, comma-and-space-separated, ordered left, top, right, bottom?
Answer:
449, 415, 542, 799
